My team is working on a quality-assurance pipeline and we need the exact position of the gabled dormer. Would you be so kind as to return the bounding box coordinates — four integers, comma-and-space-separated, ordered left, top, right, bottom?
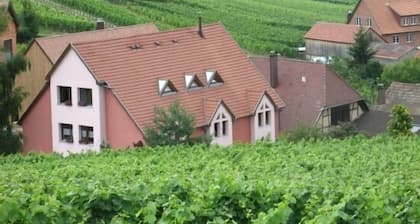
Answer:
158, 79, 177, 96
205, 70, 224, 87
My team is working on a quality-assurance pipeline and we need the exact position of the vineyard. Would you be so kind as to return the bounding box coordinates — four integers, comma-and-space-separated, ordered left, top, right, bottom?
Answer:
1, 136, 419, 223
13, 0, 358, 56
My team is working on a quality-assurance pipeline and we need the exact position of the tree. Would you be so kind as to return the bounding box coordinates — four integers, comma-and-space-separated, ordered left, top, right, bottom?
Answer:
145, 101, 195, 147
17, 0, 39, 43
387, 104, 413, 136
380, 58, 420, 86
347, 29, 383, 81
348, 29, 376, 66
0, 54, 28, 155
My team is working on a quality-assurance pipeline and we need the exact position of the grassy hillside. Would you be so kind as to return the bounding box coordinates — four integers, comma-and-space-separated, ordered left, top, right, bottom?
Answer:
1, 136, 419, 223
14, 0, 358, 56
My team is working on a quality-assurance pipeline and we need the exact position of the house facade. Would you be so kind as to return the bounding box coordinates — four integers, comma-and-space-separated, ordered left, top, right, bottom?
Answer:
20, 23, 285, 154
348, 0, 420, 46
15, 23, 159, 118
0, 0, 18, 62
251, 55, 367, 131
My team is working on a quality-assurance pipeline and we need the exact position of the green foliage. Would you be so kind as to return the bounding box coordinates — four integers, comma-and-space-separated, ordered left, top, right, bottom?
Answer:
0, 131, 22, 155
348, 29, 376, 66
15, 0, 357, 56
283, 124, 326, 142
330, 57, 378, 105
380, 58, 420, 86
0, 136, 419, 223
0, 7, 7, 33
0, 54, 28, 154
327, 121, 360, 139
17, 0, 39, 43
387, 104, 413, 136
145, 101, 195, 147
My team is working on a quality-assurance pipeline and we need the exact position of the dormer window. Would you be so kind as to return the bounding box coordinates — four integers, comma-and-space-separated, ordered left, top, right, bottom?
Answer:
158, 79, 177, 96
185, 74, 203, 90
205, 70, 224, 87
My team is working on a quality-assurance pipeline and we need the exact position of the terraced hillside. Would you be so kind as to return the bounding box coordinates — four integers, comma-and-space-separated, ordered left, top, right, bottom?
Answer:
14, 0, 358, 56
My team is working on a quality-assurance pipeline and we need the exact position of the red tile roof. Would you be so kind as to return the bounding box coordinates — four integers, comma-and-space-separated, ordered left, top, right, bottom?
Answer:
353, 0, 420, 35
251, 56, 363, 130
35, 23, 159, 63
389, 0, 420, 16
304, 22, 360, 44
72, 23, 285, 128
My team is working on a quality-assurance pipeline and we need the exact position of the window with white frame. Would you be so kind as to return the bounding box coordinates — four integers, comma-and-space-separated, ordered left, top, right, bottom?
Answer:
403, 17, 410, 26
79, 126, 94, 144
213, 111, 228, 138
355, 17, 361, 26
60, 123, 73, 143
205, 70, 224, 87
407, 32, 413, 42
366, 18, 372, 27
411, 16, 417, 25
393, 35, 400, 44
58, 86, 72, 105
78, 88, 92, 106
257, 102, 271, 127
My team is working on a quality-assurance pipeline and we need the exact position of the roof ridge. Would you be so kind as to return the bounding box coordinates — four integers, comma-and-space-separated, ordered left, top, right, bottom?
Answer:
73, 22, 223, 47
36, 23, 158, 41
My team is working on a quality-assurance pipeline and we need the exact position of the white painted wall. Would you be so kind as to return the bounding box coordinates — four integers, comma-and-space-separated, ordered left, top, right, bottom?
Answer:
50, 48, 106, 155
251, 95, 275, 142
209, 104, 233, 146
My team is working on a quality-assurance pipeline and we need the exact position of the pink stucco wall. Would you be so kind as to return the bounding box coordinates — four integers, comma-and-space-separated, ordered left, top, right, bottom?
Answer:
22, 87, 53, 154
105, 89, 145, 149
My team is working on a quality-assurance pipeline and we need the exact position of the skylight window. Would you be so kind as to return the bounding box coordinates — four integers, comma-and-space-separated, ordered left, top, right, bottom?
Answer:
158, 79, 177, 96
184, 74, 203, 89
205, 70, 224, 87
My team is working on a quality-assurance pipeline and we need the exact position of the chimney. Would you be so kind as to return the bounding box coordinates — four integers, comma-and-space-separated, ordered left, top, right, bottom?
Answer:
96, 18, 105, 30
269, 51, 278, 88
198, 16, 204, 38
377, 83, 386, 105
347, 10, 353, 23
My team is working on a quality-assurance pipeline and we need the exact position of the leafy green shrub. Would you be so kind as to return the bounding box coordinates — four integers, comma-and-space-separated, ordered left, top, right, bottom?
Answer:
387, 104, 413, 136
283, 124, 326, 142
327, 121, 360, 139
380, 58, 420, 86
145, 101, 195, 147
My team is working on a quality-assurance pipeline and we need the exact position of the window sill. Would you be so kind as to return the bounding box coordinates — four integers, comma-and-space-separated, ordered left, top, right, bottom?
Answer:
61, 139, 74, 144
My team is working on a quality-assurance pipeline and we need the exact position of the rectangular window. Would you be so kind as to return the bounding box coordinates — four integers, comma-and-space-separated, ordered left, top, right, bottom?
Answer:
78, 88, 92, 106
407, 33, 413, 42
3, 39, 12, 61
60, 123, 73, 143
214, 122, 220, 137
258, 112, 263, 127
411, 16, 416, 25
222, 121, 227, 136
393, 35, 400, 44
403, 17, 409, 26
265, 111, 271, 125
366, 18, 372, 27
355, 17, 361, 26
58, 86, 72, 105
331, 105, 350, 126
79, 126, 94, 144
